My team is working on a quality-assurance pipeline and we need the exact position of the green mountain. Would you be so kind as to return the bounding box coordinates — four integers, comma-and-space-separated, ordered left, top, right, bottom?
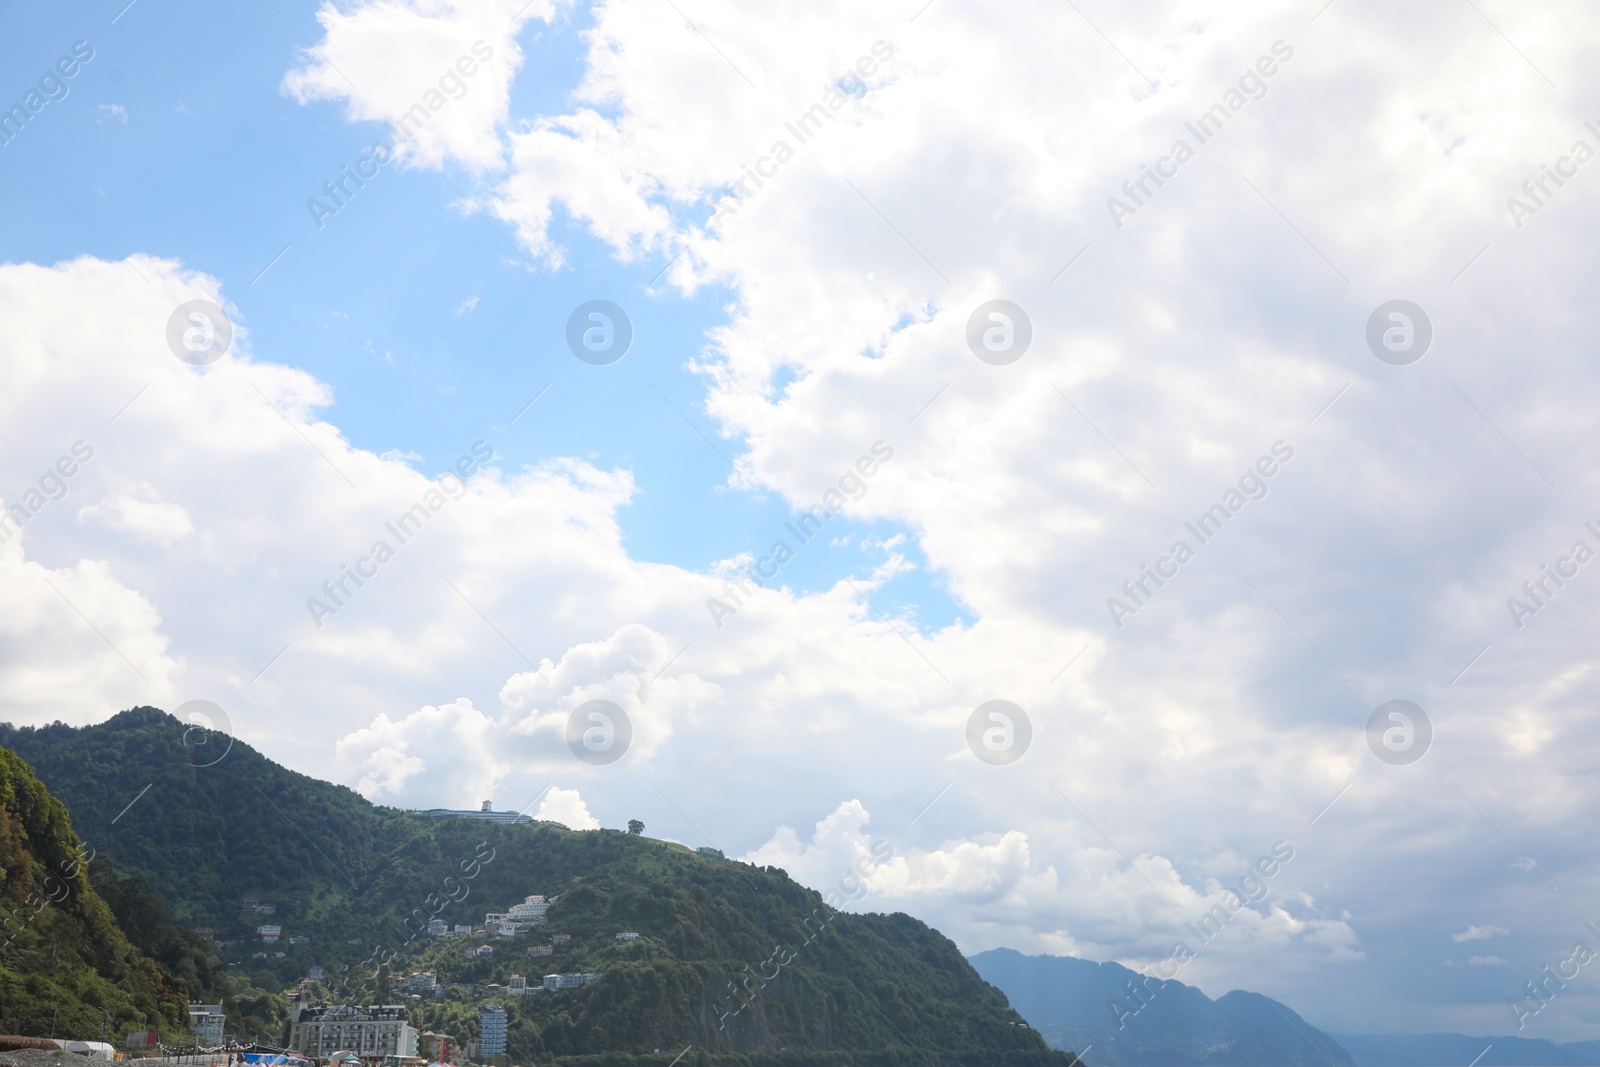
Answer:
0, 745, 187, 1040
970, 948, 1352, 1067
0, 709, 1075, 1065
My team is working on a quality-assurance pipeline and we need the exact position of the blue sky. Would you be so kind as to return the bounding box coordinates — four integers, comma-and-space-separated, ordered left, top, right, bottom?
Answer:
0, 0, 963, 630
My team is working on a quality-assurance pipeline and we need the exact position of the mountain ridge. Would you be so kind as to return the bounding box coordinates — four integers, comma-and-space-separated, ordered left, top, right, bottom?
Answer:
970, 946, 1353, 1067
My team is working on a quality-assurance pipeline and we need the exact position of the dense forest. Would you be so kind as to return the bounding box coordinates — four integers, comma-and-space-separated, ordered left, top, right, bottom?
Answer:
0, 747, 185, 1038
0, 709, 1077, 1064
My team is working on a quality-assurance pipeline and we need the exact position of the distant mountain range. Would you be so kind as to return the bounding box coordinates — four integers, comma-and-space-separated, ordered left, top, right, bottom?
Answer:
1332, 1033, 1600, 1067
970, 947, 1354, 1067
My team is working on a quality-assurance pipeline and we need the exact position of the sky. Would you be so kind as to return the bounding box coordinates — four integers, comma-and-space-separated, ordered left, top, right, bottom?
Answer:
1, 0, 1598, 1044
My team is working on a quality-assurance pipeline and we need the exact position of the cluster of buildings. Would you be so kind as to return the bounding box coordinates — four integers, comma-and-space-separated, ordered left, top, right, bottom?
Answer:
392, 972, 439, 998
283, 990, 598, 1064
390, 962, 603, 1000
483, 893, 550, 936
257, 883, 613, 1061
256, 925, 312, 945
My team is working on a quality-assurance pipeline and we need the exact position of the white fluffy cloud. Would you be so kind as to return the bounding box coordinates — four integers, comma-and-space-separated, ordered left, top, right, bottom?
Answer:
742, 799, 1360, 979
79, 490, 194, 546
536, 786, 599, 830
282, 0, 559, 172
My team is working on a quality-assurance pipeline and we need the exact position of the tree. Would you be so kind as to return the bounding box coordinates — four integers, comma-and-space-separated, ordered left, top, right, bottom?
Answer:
626, 820, 644, 836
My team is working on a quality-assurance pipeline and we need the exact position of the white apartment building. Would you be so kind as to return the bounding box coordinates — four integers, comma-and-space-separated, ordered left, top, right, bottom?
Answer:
288, 1004, 418, 1060
507, 895, 549, 920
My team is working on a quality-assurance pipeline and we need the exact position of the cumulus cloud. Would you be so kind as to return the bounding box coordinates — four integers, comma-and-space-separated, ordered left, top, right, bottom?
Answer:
536, 785, 599, 830
0, 535, 180, 725
79, 491, 194, 546
741, 800, 1361, 981
333, 698, 504, 801
1454, 924, 1510, 942
281, 0, 559, 172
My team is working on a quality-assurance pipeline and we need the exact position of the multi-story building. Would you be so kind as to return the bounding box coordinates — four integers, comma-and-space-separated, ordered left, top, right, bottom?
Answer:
428, 919, 447, 936
258, 925, 282, 943
614, 932, 639, 941
189, 1004, 225, 1046
507, 975, 528, 996
478, 1004, 507, 1058
392, 972, 437, 997
506, 895, 549, 921
418, 1032, 458, 1063
288, 1004, 418, 1060
541, 973, 602, 990
408, 800, 533, 825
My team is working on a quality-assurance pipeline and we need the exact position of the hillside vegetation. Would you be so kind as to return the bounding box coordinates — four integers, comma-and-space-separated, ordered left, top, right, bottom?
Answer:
0, 709, 1075, 1064
0, 746, 184, 1039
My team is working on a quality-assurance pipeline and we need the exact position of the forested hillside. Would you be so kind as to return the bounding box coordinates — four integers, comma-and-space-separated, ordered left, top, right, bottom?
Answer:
0, 709, 1075, 1064
0, 746, 184, 1038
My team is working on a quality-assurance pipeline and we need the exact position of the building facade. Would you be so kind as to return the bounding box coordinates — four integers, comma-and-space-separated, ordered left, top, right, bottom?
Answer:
408, 800, 533, 825
288, 1004, 418, 1060
188, 1004, 225, 1046
478, 1004, 507, 1058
